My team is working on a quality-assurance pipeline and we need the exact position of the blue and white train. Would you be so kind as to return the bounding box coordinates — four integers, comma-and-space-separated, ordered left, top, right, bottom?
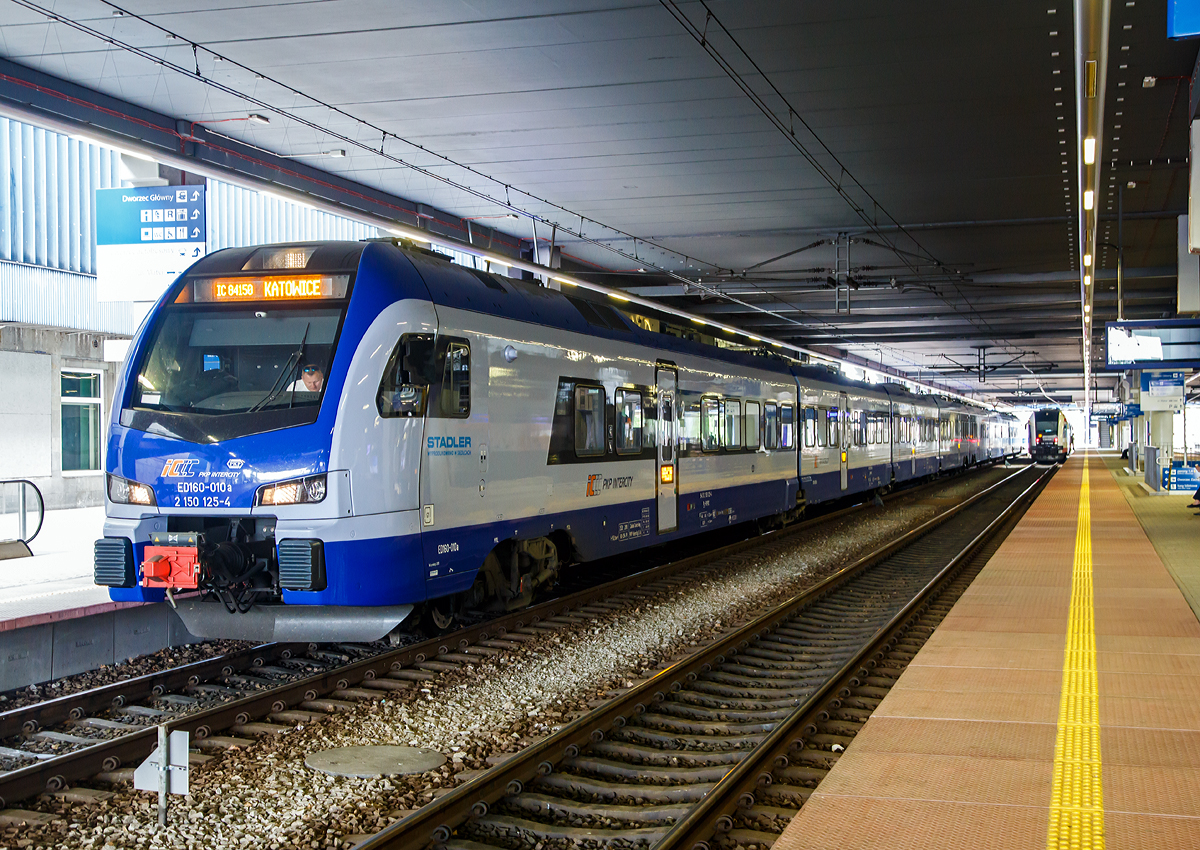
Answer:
94, 240, 1022, 641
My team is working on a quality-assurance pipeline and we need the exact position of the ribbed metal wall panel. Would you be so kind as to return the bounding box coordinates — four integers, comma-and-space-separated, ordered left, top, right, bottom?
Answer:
206, 179, 382, 250
0, 117, 119, 276
0, 260, 135, 334
0, 115, 485, 337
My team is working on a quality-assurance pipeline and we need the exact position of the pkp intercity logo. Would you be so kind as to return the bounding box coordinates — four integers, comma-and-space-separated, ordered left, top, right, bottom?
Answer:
161, 458, 200, 478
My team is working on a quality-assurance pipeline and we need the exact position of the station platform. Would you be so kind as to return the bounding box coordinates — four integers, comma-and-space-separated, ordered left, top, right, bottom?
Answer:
0, 505, 117, 629
0, 506, 195, 692
776, 452, 1200, 849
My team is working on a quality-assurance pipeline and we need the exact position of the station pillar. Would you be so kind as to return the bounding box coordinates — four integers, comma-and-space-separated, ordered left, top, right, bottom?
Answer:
1150, 411, 1174, 486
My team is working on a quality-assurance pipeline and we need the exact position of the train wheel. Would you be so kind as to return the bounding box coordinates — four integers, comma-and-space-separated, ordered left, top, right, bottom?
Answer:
419, 597, 458, 635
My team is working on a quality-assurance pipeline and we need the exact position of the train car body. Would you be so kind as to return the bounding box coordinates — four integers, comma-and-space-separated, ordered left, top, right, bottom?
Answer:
94, 240, 1021, 642
1029, 408, 1072, 463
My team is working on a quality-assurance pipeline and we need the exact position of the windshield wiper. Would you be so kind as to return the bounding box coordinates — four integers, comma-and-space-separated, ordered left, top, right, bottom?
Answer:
248, 322, 310, 413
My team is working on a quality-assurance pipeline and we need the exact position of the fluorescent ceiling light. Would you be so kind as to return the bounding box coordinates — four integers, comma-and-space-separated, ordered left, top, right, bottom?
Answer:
1083, 137, 1095, 164
1083, 253, 1092, 267
1084, 274, 1092, 286
1083, 190, 1094, 210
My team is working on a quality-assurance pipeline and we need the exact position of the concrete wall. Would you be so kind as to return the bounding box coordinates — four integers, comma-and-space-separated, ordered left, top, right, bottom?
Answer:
0, 604, 198, 692
0, 325, 120, 509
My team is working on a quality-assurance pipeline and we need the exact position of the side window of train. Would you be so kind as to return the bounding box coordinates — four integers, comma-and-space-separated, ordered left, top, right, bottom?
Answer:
764, 403, 779, 450
376, 333, 436, 418
721, 399, 741, 448
745, 401, 761, 449
700, 397, 720, 452
614, 389, 643, 455
780, 403, 794, 449
828, 407, 839, 447
574, 385, 607, 458
804, 408, 817, 447
439, 340, 471, 418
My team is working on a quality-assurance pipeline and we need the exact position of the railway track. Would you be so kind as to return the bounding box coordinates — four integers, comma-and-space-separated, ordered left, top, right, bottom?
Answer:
352, 462, 1052, 850
0, 463, 1017, 812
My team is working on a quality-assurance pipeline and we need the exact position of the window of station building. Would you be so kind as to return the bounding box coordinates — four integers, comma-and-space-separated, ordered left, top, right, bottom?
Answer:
61, 370, 102, 472
780, 403, 794, 449
745, 401, 761, 450
804, 408, 817, 447
764, 403, 779, 450
574, 385, 607, 457
615, 389, 643, 455
700, 398, 720, 452
721, 399, 741, 448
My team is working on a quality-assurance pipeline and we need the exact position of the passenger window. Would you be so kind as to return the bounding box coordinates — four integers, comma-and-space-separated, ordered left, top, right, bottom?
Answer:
615, 389, 642, 455
745, 401, 761, 449
828, 407, 839, 447
377, 333, 436, 418
816, 408, 827, 447
700, 398, 720, 452
722, 400, 741, 448
780, 404, 794, 449
574, 385, 606, 457
439, 341, 471, 417
804, 408, 816, 447
764, 403, 779, 450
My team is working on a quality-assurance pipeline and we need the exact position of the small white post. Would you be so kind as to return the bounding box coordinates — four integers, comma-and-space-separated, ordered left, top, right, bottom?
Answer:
157, 724, 169, 826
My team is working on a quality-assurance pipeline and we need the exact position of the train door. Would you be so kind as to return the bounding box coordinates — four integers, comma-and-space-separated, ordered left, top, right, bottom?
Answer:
909, 410, 917, 477
839, 391, 849, 491
656, 366, 678, 533
419, 335, 489, 602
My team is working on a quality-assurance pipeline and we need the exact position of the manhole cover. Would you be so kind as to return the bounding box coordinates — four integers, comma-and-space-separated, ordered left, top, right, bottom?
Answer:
305, 745, 446, 778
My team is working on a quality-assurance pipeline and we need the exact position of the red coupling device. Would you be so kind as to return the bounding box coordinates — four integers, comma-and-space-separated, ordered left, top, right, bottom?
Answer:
141, 531, 200, 590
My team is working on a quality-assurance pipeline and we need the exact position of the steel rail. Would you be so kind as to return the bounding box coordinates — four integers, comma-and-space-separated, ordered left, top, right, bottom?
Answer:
0, 464, 992, 807
353, 464, 1039, 850
654, 464, 1055, 849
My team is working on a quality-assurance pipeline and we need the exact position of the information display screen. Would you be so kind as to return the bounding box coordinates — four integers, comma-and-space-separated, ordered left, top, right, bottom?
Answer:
191, 274, 349, 303
1104, 319, 1200, 370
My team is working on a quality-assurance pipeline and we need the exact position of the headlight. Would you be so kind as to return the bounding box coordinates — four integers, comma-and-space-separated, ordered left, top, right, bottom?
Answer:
108, 474, 157, 507
256, 474, 327, 506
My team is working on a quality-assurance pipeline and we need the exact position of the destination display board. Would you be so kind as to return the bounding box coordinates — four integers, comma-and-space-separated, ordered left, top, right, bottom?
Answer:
1105, 319, 1200, 370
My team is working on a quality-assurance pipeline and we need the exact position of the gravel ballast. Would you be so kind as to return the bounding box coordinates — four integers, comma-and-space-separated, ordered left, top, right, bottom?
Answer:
11, 468, 1015, 850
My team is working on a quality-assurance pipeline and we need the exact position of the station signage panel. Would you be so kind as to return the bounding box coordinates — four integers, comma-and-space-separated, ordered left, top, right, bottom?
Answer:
1104, 319, 1200, 370
1140, 370, 1185, 412
96, 185, 206, 302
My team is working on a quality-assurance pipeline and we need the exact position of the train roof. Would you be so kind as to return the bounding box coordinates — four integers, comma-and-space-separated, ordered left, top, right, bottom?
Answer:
182, 240, 1004, 415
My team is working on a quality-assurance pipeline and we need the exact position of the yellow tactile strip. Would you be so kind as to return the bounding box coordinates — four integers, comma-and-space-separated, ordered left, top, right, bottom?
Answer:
772, 456, 1200, 850
1046, 460, 1104, 848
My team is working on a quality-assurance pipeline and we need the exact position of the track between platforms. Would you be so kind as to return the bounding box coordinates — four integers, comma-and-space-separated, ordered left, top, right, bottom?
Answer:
354, 463, 1053, 850
0, 464, 1018, 813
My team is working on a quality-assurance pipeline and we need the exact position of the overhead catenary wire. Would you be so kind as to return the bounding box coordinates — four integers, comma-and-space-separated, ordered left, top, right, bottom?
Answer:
9, 0, 923, 368
659, 0, 1037, 370
11, 0, 999, 399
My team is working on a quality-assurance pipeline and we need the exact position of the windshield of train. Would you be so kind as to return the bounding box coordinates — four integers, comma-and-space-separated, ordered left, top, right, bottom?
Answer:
1032, 411, 1060, 436
131, 275, 349, 419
